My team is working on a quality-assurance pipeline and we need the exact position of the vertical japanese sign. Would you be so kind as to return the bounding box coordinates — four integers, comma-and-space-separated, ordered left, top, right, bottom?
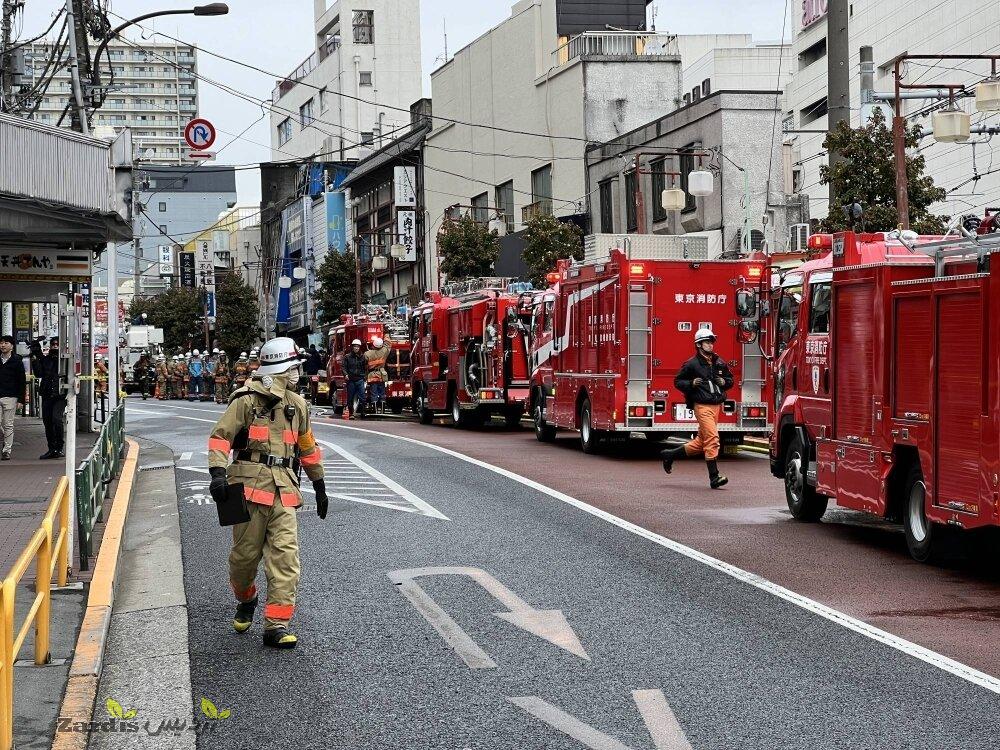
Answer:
397, 210, 417, 262
197, 241, 216, 322
394, 166, 417, 207
326, 190, 347, 253
158, 245, 174, 277
179, 252, 196, 288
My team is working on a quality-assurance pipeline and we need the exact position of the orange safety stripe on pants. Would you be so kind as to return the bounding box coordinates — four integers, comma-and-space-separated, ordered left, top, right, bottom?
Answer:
248, 425, 269, 441
208, 437, 232, 452
244, 486, 275, 506
231, 582, 257, 602
264, 603, 294, 621
282, 429, 296, 445
683, 404, 722, 461
300, 448, 322, 466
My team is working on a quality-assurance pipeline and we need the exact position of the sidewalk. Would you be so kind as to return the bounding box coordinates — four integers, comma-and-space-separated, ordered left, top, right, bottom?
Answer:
0, 417, 98, 579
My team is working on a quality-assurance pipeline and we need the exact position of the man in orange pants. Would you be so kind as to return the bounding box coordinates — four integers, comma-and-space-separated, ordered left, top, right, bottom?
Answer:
661, 328, 733, 488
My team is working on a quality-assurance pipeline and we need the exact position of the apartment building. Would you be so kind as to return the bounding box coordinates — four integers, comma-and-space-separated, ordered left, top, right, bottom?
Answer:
269, 0, 422, 161
23, 38, 199, 164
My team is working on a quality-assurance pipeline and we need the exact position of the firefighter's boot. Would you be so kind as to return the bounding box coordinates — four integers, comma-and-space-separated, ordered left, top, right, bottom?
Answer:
707, 460, 728, 489
263, 626, 298, 649
233, 596, 258, 633
660, 445, 687, 474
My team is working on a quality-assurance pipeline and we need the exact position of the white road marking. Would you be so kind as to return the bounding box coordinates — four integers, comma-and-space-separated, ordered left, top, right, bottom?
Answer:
389, 567, 589, 668
509, 690, 692, 750
180, 451, 192, 461
318, 421, 1000, 696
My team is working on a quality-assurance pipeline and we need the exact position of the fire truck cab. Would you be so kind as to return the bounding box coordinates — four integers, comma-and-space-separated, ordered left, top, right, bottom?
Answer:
409, 278, 533, 427
529, 235, 771, 453
770, 226, 1000, 561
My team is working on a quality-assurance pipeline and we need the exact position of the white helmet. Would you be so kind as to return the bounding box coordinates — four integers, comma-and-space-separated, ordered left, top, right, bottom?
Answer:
372, 336, 384, 348
213, 348, 220, 354
351, 339, 362, 347
694, 328, 716, 345
256, 337, 301, 376
193, 349, 200, 356
186, 351, 192, 357
240, 351, 247, 358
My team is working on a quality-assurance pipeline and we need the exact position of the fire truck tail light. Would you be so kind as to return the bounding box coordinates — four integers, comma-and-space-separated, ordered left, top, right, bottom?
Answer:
741, 405, 768, 419
629, 263, 646, 276
628, 405, 649, 418
747, 267, 762, 278
808, 234, 833, 250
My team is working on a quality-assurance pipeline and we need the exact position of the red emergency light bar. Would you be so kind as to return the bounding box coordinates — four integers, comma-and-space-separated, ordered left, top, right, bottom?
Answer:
546, 272, 561, 284
629, 263, 646, 276
808, 234, 833, 250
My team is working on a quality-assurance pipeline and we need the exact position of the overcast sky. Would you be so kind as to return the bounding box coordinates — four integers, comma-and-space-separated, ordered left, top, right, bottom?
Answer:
20, 1, 788, 202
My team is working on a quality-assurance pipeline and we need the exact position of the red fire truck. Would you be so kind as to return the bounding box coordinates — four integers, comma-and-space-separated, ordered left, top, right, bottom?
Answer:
409, 278, 533, 427
768, 225, 1000, 562
529, 236, 770, 453
326, 308, 412, 415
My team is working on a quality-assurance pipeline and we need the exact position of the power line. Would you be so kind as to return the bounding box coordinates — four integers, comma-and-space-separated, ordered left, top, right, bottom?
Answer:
764, 0, 790, 211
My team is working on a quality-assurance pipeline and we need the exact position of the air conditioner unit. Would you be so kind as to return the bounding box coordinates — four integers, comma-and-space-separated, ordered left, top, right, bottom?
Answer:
789, 223, 810, 253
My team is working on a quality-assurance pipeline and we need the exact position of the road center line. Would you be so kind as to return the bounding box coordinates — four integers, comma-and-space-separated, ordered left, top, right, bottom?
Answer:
313, 420, 1000, 695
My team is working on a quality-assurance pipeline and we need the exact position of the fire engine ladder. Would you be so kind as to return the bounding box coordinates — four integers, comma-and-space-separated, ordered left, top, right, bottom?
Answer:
908, 232, 1000, 276
741, 343, 765, 403
627, 281, 652, 404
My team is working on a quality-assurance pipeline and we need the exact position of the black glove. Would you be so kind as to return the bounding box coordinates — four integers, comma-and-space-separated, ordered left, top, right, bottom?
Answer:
313, 479, 328, 520
209, 466, 227, 504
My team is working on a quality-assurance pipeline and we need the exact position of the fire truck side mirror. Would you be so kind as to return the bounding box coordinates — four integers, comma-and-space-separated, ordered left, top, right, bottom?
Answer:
736, 290, 758, 319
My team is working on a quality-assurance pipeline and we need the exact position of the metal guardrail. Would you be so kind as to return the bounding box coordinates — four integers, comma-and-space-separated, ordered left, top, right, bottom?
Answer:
75, 403, 125, 571
0, 476, 71, 750
553, 31, 679, 66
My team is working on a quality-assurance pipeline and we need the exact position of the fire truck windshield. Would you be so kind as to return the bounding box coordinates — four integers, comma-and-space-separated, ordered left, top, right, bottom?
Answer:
776, 282, 802, 355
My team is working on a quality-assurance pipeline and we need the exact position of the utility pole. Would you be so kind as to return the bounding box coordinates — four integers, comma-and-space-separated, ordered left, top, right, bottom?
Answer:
63, 0, 90, 134
826, 0, 850, 209
1, 0, 15, 108
132, 180, 142, 298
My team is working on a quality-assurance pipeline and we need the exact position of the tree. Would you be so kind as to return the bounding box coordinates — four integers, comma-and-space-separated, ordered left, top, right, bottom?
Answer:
128, 287, 202, 352
214, 273, 259, 357
437, 216, 501, 281
316, 250, 371, 326
818, 108, 947, 234
522, 214, 584, 287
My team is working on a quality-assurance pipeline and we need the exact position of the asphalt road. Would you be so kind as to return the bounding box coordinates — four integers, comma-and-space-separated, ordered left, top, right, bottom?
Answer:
125, 399, 1000, 749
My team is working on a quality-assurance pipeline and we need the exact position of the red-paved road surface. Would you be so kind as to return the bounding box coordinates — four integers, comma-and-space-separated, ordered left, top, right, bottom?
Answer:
319, 413, 1000, 677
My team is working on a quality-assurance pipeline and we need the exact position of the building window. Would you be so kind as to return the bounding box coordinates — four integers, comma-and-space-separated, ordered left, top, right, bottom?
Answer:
277, 117, 292, 145
299, 98, 314, 128
320, 87, 329, 112
679, 147, 698, 213
471, 192, 489, 224
359, 71, 373, 87
361, 131, 374, 145
158, 202, 167, 212
495, 181, 514, 232
624, 170, 637, 232
651, 158, 667, 223
800, 96, 828, 126
353, 10, 374, 44
530, 164, 552, 213
599, 179, 614, 233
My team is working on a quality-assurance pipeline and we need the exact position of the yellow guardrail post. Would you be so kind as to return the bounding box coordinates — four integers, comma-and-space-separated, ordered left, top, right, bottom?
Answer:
34, 518, 52, 667
57, 482, 69, 588
1, 578, 13, 750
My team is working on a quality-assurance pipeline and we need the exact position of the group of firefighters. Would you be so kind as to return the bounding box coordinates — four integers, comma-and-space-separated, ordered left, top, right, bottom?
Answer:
340, 335, 391, 418
149, 349, 262, 403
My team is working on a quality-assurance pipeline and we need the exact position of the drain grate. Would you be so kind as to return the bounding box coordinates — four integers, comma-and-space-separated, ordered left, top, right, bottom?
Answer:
139, 462, 174, 472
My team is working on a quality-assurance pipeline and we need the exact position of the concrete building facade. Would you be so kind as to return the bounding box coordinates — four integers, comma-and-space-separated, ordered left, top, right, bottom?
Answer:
784, 0, 1000, 229
269, 0, 423, 161
23, 38, 199, 164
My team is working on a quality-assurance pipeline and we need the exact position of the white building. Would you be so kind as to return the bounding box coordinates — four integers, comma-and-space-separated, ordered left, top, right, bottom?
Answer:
784, 0, 1000, 227
23, 38, 199, 164
269, 0, 423, 161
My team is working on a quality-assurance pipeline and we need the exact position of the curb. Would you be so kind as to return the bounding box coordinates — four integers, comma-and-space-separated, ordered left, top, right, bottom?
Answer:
51, 438, 140, 750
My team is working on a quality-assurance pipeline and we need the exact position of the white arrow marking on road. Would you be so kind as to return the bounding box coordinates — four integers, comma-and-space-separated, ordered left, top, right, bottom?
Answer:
388, 566, 589, 669
180, 451, 193, 461
509, 690, 693, 750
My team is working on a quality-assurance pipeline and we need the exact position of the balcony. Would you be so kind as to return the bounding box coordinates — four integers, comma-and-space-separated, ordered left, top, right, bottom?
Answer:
553, 32, 679, 67
521, 199, 552, 223
272, 36, 341, 102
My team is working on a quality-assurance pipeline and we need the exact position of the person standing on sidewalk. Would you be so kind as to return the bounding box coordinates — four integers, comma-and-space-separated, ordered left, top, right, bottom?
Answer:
0, 336, 26, 460
207, 337, 327, 649
661, 328, 733, 489
35, 337, 65, 460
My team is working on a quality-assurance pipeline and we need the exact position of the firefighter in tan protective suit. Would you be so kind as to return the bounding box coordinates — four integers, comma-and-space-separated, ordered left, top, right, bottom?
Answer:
155, 355, 169, 400
207, 337, 328, 649
364, 335, 391, 414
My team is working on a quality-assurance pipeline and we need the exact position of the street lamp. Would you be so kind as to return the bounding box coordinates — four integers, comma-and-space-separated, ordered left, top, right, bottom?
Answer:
91, 4, 229, 96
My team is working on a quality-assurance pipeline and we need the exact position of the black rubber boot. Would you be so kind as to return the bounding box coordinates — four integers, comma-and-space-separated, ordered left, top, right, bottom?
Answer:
660, 445, 687, 474
233, 596, 257, 633
707, 460, 729, 489
263, 626, 298, 649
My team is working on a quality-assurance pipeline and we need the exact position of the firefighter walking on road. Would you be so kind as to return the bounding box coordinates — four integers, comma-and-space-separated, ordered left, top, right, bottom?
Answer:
207, 337, 328, 649
661, 328, 733, 489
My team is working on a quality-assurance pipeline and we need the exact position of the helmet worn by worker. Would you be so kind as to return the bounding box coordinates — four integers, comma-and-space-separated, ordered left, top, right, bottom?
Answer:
351, 339, 362, 347
694, 328, 716, 345
193, 349, 200, 356
256, 337, 302, 376
213, 348, 220, 354
372, 336, 384, 348
240, 351, 247, 358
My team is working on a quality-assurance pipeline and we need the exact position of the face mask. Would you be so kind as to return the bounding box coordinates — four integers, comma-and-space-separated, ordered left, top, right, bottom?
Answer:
285, 366, 301, 390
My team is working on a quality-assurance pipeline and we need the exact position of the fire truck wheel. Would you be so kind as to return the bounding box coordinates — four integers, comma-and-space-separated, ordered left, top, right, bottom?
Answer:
784, 435, 827, 522
533, 400, 556, 443
451, 392, 472, 428
580, 399, 604, 454
903, 463, 940, 564
417, 387, 434, 425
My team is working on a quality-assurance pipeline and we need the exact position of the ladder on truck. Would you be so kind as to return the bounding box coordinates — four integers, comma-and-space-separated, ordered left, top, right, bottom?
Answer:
740, 343, 765, 403
905, 232, 1000, 276
626, 279, 652, 404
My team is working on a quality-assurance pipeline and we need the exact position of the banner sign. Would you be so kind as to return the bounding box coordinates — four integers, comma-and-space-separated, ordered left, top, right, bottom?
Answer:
159, 245, 173, 277
0, 249, 91, 282
394, 166, 417, 207
180, 251, 196, 288
397, 210, 417, 262
326, 190, 347, 254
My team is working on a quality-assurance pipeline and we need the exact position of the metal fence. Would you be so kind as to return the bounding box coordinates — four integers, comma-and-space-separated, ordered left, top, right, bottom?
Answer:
75, 403, 125, 570
553, 32, 679, 67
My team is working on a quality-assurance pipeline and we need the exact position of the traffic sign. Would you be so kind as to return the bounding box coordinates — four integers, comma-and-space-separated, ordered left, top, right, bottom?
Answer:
187, 151, 216, 161
184, 118, 216, 150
